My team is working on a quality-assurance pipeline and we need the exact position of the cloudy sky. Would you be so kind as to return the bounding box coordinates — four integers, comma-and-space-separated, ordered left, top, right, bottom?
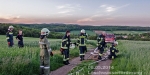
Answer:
0, 0, 150, 26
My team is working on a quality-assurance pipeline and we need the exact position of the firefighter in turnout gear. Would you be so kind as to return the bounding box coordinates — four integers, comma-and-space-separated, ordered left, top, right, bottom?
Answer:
39, 28, 53, 75
6, 26, 14, 47
97, 32, 106, 60
109, 41, 119, 59
77, 29, 87, 61
61, 30, 71, 65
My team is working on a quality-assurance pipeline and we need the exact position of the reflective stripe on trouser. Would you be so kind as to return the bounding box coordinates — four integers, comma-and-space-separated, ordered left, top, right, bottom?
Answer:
63, 49, 69, 61
40, 48, 50, 75
111, 53, 117, 59
79, 46, 86, 59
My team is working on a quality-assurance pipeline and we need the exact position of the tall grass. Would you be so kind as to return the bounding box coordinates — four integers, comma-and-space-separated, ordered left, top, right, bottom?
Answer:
0, 41, 62, 75
110, 40, 150, 75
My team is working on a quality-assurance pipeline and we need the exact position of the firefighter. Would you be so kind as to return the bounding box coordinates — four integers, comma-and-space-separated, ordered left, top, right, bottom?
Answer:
39, 28, 53, 75
97, 32, 106, 60
6, 26, 14, 47
61, 30, 71, 65
109, 41, 119, 59
77, 29, 87, 61
16, 30, 24, 48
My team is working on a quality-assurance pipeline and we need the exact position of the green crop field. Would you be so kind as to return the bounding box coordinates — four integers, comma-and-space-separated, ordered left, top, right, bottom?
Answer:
58, 30, 96, 36
111, 40, 150, 75
0, 35, 97, 75
0, 35, 64, 75
1, 34, 150, 75
106, 31, 150, 34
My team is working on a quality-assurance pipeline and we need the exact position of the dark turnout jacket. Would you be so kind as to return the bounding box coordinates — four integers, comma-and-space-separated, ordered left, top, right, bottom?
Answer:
61, 35, 71, 49
97, 34, 105, 47
77, 33, 87, 46
6, 30, 13, 42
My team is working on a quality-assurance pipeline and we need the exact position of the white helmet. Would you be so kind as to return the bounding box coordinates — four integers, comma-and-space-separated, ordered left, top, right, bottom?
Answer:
81, 29, 85, 33
41, 28, 50, 35
9, 26, 14, 29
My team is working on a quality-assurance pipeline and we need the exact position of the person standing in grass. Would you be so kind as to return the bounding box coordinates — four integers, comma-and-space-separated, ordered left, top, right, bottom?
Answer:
61, 30, 71, 65
6, 26, 14, 47
16, 30, 24, 48
77, 29, 87, 61
39, 28, 53, 75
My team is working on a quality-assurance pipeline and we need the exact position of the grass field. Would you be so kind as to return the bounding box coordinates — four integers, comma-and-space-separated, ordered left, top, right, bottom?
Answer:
0, 35, 96, 75
58, 30, 96, 36
106, 31, 150, 34
1, 34, 150, 75
111, 40, 150, 75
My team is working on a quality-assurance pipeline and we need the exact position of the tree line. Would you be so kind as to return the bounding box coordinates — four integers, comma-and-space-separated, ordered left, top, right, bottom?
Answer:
0, 23, 150, 41
15, 23, 150, 32
0, 23, 95, 39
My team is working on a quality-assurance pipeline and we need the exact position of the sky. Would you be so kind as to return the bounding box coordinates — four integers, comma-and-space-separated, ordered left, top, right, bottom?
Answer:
0, 0, 150, 26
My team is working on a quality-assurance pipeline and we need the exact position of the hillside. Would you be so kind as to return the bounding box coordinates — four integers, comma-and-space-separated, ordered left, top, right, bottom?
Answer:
15, 23, 150, 32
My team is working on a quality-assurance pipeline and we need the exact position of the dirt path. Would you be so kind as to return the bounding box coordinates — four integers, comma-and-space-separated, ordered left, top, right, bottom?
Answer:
50, 48, 94, 75
92, 59, 112, 75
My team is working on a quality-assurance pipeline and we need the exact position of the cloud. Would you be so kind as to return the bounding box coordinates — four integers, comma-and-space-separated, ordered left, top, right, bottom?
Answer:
100, 4, 107, 7
106, 7, 116, 12
0, 14, 21, 20
76, 4, 130, 24
77, 18, 95, 23
99, 4, 130, 13
57, 4, 71, 9
56, 4, 81, 15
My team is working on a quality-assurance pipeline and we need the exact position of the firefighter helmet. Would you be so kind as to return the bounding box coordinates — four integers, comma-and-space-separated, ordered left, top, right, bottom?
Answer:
81, 29, 85, 33
9, 26, 14, 29
41, 28, 50, 35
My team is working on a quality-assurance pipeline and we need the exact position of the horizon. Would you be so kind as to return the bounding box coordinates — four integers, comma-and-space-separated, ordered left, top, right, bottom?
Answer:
0, 0, 150, 26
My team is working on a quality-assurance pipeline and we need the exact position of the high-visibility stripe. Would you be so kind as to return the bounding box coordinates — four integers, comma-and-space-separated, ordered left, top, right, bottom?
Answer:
112, 56, 114, 59
112, 50, 114, 52
61, 47, 67, 49
40, 66, 44, 68
67, 58, 69, 60
9, 33, 13, 34
99, 53, 103, 56
79, 44, 86, 46
62, 39, 67, 42
79, 36, 86, 38
80, 54, 85, 56
44, 67, 50, 69
63, 55, 66, 61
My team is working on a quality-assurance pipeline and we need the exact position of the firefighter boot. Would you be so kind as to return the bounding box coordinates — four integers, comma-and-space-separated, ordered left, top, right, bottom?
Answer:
63, 61, 68, 65
98, 56, 102, 60
80, 56, 83, 61
66, 60, 70, 64
83, 55, 85, 60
